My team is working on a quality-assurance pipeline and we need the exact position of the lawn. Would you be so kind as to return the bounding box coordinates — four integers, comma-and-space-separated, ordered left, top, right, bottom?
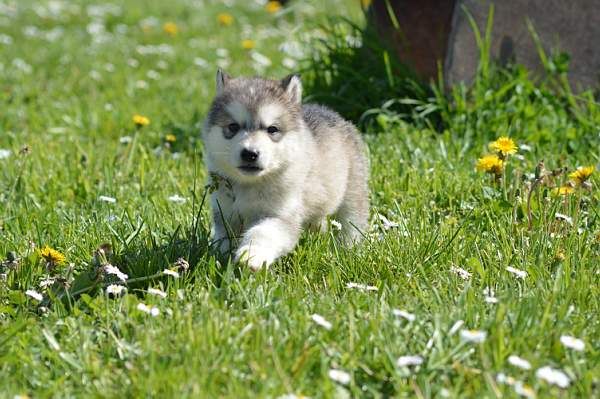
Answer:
1, 0, 599, 397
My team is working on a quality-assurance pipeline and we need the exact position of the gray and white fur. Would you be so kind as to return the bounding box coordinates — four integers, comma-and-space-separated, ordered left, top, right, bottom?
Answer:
202, 70, 369, 270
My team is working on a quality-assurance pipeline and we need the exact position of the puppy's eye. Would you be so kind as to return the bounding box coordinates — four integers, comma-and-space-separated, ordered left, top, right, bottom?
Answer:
228, 123, 240, 133
266, 126, 279, 134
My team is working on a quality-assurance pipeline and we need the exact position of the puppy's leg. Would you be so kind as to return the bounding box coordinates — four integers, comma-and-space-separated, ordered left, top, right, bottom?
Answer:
335, 174, 369, 245
211, 214, 231, 254
234, 217, 301, 271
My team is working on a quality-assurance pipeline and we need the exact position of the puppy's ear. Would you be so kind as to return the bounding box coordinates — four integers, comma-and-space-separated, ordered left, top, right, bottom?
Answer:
281, 74, 302, 103
216, 69, 230, 95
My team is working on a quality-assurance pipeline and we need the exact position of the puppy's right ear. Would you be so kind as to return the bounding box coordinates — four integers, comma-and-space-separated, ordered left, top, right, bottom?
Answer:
216, 69, 230, 95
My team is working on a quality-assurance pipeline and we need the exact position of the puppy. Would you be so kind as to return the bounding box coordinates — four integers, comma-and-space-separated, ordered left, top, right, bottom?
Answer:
202, 70, 369, 270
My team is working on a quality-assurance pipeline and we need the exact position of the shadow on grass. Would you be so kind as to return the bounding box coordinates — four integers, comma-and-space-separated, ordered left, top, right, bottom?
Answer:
300, 17, 440, 131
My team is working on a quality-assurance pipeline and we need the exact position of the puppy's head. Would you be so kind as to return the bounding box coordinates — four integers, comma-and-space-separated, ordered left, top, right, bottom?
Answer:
203, 70, 304, 184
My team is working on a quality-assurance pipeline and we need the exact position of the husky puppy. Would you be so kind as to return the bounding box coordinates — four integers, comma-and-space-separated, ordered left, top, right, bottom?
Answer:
202, 70, 369, 270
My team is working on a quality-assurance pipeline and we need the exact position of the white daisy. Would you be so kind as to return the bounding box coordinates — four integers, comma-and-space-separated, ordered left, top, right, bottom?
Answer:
392, 309, 416, 322
330, 220, 342, 231
163, 268, 180, 278
450, 266, 471, 280
328, 369, 350, 385
448, 320, 464, 335
508, 355, 531, 370
345, 282, 377, 292
137, 303, 160, 317
25, 289, 43, 301
106, 284, 126, 296
147, 288, 167, 298
377, 213, 399, 229
560, 335, 585, 352
0, 149, 11, 159
506, 266, 527, 279
496, 373, 516, 385
535, 366, 570, 388
98, 195, 116, 203
514, 382, 536, 398
396, 355, 423, 367
310, 314, 332, 330
460, 329, 487, 343
167, 194, 186, 204
104, 264, 128, 282
554, 213, 573, 225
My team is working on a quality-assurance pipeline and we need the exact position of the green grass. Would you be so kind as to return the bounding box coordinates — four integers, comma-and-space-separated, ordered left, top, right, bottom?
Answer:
1, 0, 599, 397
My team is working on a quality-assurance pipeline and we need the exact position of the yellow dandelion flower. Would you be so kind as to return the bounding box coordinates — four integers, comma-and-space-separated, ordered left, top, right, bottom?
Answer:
489, 136, 518, 156
476, 154, 503, 175
163, 22, 178, 36
40, 246, 66, 265
133, 114, 150, 127
241, 39, 255, 50
568, 165, 594, 185
165, 134, 176, 142
552, 185, 574, 196
217, 13, 234, 26
265, 1, 282, 13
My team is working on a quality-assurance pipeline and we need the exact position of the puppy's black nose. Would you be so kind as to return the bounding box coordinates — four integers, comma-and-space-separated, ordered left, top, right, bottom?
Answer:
241, 148, 259, 163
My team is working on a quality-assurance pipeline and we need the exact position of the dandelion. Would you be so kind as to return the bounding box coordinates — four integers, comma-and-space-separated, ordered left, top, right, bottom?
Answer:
560, 335, 585, 351
489, 136, 518, 157
552, 185, 574, 196
165, 133, 176, 142
163, 268, 180, 278
241, 39, 255, 50
25, 289, 43, 301
397, 355, 423, 367
39, 246, 66, 266
328, 369, 351, 385
137, 303, 160, 317
476, 154, 503, 176
535, 366, 570, 388
265, 1, 282, 13
0, 149, 11, 159
392, 309, 416, 322
508, 355, 532, 370
162, 22, 178, 36
568, 166, 594, 186
345, 282, 378, 292
104, 264, 128, 282
506, 266, 527, 279
460, 329, 487, 343
217, 12, 233, 26
310, 313, 332, 330
147, 287, 167, 298
132, 114, 150, 127
106, 284, 126, 296
99, 195, 116, 203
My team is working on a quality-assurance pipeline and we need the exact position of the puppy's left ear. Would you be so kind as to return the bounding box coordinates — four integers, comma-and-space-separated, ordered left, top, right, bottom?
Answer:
216, 68, 231, 95
281, 74, 302, 103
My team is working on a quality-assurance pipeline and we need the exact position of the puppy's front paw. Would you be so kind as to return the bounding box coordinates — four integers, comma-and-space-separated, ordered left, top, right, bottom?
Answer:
234, 244, 276, 271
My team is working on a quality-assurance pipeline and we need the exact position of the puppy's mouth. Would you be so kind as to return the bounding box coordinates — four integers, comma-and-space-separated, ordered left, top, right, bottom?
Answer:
238, 165, 263, 174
